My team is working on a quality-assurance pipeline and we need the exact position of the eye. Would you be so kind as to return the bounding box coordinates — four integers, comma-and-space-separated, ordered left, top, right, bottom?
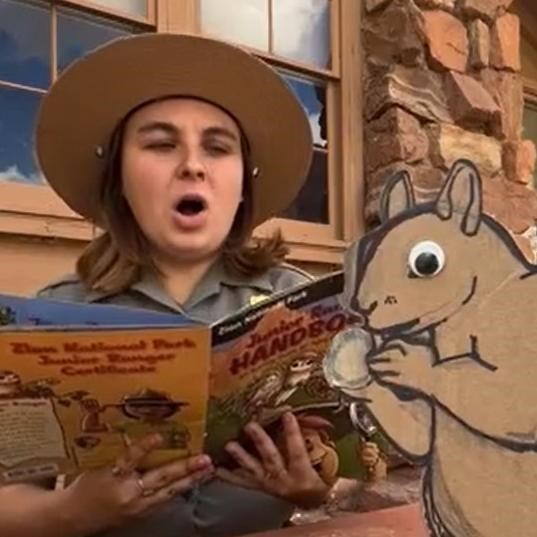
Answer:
408, 241, 445, 278
146, 141, 176, 151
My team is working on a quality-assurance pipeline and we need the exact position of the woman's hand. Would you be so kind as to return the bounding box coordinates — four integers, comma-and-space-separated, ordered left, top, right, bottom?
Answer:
61, 434, 214, 535
217, 413, 330, 509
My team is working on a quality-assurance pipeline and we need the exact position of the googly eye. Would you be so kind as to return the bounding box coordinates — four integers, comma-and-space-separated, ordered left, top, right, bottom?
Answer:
408, 241, 445, 278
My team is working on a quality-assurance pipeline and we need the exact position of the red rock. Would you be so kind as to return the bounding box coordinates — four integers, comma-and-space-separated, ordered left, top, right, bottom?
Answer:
469, 19, 490, 69
365, 0, 392, 13
479, 69, 524, 139
427, 123, 503, 177
365, 108, 429, 172
363, 2, 424, 67
445, 71, 500, 129
422, 10, 469, 72
490, 13, 521, 71
460, 0, 513, 24
366, 65, 453, 123
366, 161, 444, 224
415, 0, 455, 9
482, 174, 537, 233
503, 140, 537, 184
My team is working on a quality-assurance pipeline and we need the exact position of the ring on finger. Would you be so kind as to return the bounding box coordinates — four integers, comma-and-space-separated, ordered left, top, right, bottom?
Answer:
111, 465, 126, 477
135, 476, 155, 497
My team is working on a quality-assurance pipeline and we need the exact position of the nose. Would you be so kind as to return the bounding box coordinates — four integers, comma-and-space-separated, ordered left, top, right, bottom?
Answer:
176, 147, 206, 182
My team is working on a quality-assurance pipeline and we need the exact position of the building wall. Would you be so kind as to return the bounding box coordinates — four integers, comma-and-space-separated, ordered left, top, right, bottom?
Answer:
362, 0, 537, 261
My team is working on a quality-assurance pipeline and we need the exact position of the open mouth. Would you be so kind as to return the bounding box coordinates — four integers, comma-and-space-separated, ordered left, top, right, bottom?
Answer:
175, 194, 208, 216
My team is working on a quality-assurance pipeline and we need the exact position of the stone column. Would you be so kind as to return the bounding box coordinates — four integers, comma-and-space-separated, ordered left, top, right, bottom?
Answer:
362, 0, 537, 260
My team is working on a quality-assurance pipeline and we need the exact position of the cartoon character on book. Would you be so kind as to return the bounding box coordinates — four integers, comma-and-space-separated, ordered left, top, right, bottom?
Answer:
0, 370, 64, 400
274, 413, 340, 485
0, 371, 23, 397
80, 388, 191, 455
245, 352, 318, 421
324, 159, 537, 537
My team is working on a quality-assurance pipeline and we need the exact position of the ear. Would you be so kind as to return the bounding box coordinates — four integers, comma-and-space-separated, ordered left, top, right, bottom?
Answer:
435, 159, 482, 236
379, 170, 416, 223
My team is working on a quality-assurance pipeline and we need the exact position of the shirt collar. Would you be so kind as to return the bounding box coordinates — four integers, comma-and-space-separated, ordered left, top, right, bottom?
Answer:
85, 259, 275, 312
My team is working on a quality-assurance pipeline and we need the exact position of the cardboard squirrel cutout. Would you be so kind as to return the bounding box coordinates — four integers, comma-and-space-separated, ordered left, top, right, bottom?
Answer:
324, 159, 537, 537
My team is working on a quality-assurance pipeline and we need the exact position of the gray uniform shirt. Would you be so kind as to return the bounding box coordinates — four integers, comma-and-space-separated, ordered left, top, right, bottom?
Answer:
37, 261, 312, 537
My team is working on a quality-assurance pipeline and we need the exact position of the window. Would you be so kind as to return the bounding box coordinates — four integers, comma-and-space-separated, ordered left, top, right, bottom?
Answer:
199, 0, 362, 254
520, 5, 537, 188
0, 0, 145, 188
523, 98, 537, 187
0, 0, 155, 238
0, 0, 362, 266
201, 0, 332, 226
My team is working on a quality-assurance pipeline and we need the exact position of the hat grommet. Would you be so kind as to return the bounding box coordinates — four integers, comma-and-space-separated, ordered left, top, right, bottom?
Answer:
95, 145, 105, 159
252, 166, 260, 178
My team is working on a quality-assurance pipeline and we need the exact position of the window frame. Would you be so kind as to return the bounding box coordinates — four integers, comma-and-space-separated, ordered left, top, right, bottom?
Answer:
519, 0, 537, 189
0, 0, 363, 266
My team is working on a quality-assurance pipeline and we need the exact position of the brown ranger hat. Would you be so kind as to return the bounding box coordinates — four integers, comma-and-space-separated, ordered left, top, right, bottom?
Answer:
34, 32, 313, 228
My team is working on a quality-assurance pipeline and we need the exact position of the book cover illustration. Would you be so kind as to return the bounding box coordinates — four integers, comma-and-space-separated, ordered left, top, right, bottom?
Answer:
0, 325, 210, 484
206, 272, 366, 481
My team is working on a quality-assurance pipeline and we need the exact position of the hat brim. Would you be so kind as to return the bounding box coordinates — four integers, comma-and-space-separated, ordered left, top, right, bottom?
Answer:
35, 33, 313, 227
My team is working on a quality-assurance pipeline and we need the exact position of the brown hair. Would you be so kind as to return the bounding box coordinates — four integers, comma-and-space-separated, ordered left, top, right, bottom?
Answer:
76, 106, 289, 294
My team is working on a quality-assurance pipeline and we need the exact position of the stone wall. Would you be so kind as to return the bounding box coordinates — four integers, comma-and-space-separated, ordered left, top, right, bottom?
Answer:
363, 0, 537, 260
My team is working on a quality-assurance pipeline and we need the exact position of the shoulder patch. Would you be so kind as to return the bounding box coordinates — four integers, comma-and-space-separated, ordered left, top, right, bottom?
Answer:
249, 293, 271, 306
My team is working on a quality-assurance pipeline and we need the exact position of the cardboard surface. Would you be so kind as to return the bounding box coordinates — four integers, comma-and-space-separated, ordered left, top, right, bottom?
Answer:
324, 160, 537, 536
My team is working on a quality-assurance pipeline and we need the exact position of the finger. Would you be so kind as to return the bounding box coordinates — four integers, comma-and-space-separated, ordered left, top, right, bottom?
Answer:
225, 441, 264, 480
281, 413, 311, 473
379, 342, 407, 355
139, 466, 214, 510
244, 422, 286, 476
114, 434, 163, 474
362, 453, 379, 466
142, 454, 213, 491
361, 442, 379, 455
368, 357, 392, 364
368, 360, 400, 379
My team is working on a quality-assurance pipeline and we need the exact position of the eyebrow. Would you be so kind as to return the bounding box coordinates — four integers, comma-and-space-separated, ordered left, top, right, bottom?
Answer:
137, 121, 178, 136
203, 126, 239, 143
136, 122, 239, 143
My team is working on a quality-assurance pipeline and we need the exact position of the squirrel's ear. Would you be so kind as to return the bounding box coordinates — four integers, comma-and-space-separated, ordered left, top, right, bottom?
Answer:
435, 159, 482, 236
379, 170, 416, 223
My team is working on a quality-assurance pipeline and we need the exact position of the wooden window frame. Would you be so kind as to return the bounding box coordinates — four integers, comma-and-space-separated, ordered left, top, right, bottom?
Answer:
0, 0, 363, 267
519, 0, 537, 189
0, 0, 156, 240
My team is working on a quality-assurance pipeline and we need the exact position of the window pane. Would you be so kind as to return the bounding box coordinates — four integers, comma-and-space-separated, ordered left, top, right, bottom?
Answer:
272, 0, 330, 69
200, 0, 269, 51
280, 71, 327, 147
86, 0, 147, 18
57, 8, 134, 74
0, 85, 44, 184
281, 150, 328, 223
523, 102, 537, 187
0, 0, 50, 89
